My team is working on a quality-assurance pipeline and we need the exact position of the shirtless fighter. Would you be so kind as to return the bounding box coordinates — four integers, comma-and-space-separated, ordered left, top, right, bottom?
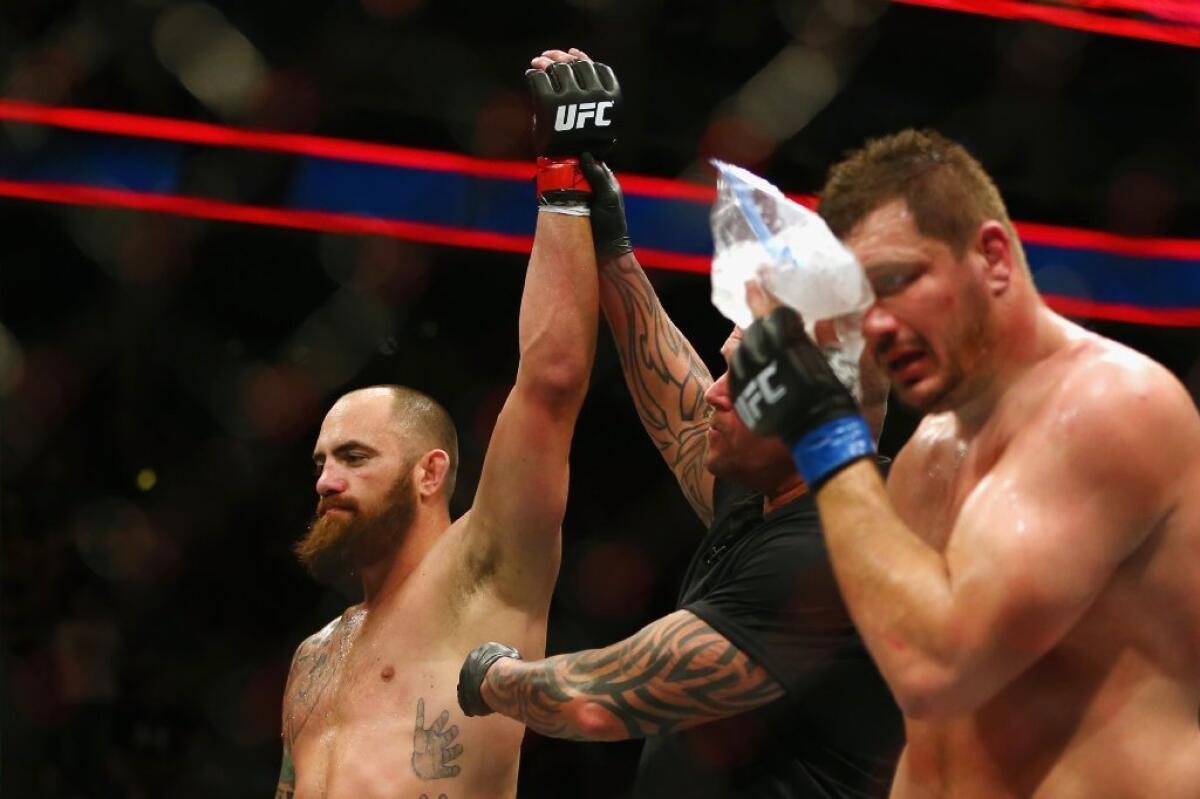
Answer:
730, 129, 1200, 797
273, 56, 619, 798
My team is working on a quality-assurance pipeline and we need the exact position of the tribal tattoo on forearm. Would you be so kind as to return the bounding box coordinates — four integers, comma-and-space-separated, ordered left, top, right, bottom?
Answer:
600, 256, 714, 523
484, 610, 784, 740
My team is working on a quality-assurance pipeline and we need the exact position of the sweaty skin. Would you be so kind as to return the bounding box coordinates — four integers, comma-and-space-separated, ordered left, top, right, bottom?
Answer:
276, 204, 598, 798
802, 199, 1200, 797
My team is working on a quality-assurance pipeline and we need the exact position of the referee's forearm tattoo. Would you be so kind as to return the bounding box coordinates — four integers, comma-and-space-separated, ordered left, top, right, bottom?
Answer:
484, 610, 784, 740
600, 257, 714, 523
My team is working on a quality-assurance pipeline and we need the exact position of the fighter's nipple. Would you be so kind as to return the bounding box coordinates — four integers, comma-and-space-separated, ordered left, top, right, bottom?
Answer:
381, 665, 394, 681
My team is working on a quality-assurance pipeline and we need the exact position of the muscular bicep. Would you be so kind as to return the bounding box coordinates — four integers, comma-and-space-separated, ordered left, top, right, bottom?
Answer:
489, 610, 784, 740
939, 385, 1173, 707
465, 385, 574, 606
461, 210, 596, 609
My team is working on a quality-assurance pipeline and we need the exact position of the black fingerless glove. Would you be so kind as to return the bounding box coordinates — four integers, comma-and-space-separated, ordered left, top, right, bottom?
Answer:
526, 60, 622, 211
730, 307, 874, 488
456, 642, 522, 718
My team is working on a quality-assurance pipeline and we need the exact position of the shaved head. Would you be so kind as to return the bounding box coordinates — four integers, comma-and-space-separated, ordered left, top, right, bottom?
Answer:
354, 384, 459, 501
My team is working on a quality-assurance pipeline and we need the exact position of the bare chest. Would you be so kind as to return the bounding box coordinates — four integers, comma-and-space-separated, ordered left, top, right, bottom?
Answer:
285, 608, 476, 795
285, 588, 535, 798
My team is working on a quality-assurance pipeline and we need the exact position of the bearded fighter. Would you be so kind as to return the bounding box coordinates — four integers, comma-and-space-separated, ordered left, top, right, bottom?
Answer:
731, 129, 1200, 797
273, 55, 619, 799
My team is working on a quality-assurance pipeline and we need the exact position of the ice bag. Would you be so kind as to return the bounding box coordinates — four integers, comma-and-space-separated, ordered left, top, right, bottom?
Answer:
709, 159, 875, 398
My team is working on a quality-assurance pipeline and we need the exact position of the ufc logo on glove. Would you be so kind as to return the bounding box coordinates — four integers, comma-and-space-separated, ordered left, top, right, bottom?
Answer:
554, 101, 614, 131
735, 363, 787, 426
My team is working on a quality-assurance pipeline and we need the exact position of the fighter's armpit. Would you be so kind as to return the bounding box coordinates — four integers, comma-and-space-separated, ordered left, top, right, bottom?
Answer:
484, 609, 783, 740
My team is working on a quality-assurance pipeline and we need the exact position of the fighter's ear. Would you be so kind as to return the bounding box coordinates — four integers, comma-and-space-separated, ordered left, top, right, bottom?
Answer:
415, 449, 451, 499
978, 220, 1014, 296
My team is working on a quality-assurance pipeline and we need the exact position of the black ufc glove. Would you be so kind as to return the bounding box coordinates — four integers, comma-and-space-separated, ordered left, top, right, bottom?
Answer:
730, 307, 874, 488
526, 59, 621, 210
457, 642, 522, 718
579, 152, 633, 261
527, 60, 620, 158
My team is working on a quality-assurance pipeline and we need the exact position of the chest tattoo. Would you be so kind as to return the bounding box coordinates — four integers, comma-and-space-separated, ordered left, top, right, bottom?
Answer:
411, 697, 463, 780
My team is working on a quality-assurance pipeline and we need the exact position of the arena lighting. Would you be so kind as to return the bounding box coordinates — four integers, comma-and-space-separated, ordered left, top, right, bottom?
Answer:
1, 99, 1199, 326
892, 0, 1200, 48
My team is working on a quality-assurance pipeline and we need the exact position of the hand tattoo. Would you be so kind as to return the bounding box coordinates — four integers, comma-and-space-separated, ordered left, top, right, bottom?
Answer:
411, 698, 463, 779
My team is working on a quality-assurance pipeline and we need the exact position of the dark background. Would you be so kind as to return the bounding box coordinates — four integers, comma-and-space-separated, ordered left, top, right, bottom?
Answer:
2, 1, 1198, 796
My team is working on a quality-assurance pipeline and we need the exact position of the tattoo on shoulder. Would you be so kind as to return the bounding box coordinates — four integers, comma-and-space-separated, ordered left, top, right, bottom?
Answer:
282, 617, 341, 745
412, 697, 463, 780
602, 260, 714, 521
487, 611, 784, 740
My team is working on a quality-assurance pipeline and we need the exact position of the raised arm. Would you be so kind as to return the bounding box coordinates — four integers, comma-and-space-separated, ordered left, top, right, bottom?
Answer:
817, 369, 1184, 718
522, 48, 718, 524
465, 209, 596, 607
730, 315, 1189, 718
582, 145, 716, 524
467, 610, 783, 740
462, 58, 614, 610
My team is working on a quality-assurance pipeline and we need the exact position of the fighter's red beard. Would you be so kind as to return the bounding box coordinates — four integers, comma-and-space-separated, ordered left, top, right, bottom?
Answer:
294, 470, 417, 586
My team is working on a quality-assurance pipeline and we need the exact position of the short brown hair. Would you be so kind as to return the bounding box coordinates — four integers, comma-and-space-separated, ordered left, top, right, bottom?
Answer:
818, 129, 1027, 272
377, 385, 459, 501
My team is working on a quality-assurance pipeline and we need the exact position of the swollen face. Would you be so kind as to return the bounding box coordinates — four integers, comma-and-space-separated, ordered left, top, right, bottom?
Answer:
851, 200, 996, 414
295, 470, 416, 585
870, 271, 993, 414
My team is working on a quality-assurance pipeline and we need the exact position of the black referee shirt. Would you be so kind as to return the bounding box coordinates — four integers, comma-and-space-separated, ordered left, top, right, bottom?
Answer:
634, 471, 903, 798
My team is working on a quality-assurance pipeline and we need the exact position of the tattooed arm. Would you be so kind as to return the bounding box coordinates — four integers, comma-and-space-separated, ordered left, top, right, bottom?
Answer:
599, 251, 716, 524
275, 618, 339, 797
276, 648, 301, 799
274, 740, 296, 799
478, 609, 783, 740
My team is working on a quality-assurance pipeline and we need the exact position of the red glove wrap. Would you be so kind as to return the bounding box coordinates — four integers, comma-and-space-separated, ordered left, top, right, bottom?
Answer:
535, 156, 592, 206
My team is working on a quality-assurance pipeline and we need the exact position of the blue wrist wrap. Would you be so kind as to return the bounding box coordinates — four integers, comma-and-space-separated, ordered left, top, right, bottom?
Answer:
791, 415, 874, 488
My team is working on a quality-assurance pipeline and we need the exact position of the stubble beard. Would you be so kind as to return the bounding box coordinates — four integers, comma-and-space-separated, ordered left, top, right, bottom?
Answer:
897, 281, 997, 414
294, 471, 417, 586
